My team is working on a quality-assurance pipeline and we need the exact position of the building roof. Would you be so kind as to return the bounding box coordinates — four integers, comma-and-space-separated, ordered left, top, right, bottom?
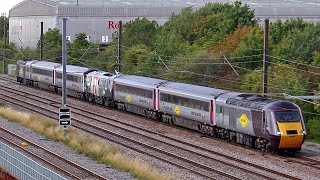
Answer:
9, 0, 320, 20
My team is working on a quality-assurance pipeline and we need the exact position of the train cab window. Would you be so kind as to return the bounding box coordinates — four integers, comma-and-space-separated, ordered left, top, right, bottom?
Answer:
266, 111, 277, 134
274, 111, 300, 122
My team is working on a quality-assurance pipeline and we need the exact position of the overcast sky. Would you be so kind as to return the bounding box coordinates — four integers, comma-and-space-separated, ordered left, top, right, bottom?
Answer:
0, 0, 22, 15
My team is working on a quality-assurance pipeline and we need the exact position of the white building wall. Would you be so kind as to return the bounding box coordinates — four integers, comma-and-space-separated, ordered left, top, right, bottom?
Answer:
9, 16, 57, 48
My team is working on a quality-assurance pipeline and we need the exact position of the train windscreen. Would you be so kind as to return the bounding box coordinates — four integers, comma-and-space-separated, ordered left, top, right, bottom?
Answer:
274, 111, 300, 122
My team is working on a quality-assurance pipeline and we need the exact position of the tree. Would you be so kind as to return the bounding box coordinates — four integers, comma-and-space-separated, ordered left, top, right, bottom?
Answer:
155, 2, 257, 57
231, 26, 264, 70
121, 44, 156, 75
305, 118, 320, 143
312, 51, 320, 67
163, 50, 235, 88
0, 15, 8, 41
37, 28, 62, 62
68, 33, 95, 65
190, 13, 233, 48
194, 2, 256, 30
273, 23, 320, 64
269, 18, 309, 45
240, 63, 308, 95
123, 18, 158, 48
211, 25, 253, 56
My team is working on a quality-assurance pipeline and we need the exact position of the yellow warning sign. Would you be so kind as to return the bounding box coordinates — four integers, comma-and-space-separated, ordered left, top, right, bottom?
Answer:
127, 95, 131, 103
239, 114, 249, 128
175, 106, 180, 115
19, 68, 23, 76
37, 75, 42, 81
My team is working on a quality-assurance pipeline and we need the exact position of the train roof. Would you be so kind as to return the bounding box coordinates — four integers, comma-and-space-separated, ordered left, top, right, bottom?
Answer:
87, 70, 115, 77
159, 82, 228, 98
17, 60, 32, 65
217, 93, 277, 110
265, 101, 300, 111
56, 65, 91, 75
115, 75, 166, 88
31, 61, 61, 69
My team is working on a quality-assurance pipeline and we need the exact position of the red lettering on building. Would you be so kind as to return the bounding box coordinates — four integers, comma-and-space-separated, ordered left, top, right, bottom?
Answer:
108, 21, 119, 29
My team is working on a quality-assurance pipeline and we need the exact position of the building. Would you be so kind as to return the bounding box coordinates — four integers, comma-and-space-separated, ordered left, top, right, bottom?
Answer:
8, 0, 320, 48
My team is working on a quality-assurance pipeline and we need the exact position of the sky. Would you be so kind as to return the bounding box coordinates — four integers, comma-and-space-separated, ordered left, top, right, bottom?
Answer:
0, 0, 23, 15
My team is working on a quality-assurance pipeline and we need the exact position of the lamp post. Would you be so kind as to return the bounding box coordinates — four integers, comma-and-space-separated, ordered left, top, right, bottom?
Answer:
2, 13, 7, 74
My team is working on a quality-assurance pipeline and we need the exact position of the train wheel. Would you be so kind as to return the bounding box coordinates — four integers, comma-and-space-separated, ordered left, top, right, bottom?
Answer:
266, 143, 272, 153
88, 94, 95, 102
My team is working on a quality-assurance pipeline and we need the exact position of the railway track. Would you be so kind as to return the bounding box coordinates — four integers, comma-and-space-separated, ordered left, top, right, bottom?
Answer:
0, 75, 304, 179
283, 153, 320, 170
0, 126, 107, 180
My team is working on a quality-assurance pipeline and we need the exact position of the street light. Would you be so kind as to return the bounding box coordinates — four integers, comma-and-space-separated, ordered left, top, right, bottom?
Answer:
2, 13, 7, 74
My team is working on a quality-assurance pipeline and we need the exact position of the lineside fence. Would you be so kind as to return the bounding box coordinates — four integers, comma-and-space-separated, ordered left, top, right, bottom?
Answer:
0, 142, 66, 180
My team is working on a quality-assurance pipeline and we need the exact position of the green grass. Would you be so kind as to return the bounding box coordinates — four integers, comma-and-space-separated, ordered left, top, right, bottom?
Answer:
0, 106, 174, 180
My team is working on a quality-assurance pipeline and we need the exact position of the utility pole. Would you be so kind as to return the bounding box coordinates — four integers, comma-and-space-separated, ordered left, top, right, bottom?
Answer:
59, 18, 71, 129
3, 14, 7, 74
263, 19, 269, 96
62, 18, 67, 108
117, 21, 122, 72
40, 22, 44, 61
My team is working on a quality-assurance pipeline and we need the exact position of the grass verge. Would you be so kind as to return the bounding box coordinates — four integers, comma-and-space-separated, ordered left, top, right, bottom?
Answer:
0, 107, 173, 180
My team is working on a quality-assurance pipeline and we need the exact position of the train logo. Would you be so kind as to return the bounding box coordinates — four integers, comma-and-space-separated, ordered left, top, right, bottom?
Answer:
127, 95, 131, 103
175, 106, 180, 115
239, 114, 249, 128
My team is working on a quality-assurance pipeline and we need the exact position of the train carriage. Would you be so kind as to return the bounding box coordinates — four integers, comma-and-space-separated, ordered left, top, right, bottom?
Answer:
55, 65, 93, 98
29, 61, 61, 89
158, 82, 227, 132
85, 71, 117, 106
216, 93, 307, 152
16, 60, 30, 84
16, 60, 60, 90
113, 75, 166, 118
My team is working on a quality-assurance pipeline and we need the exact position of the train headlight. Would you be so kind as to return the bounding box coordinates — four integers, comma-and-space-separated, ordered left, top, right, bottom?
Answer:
276, 131, 284, 135
299, 130, 306, 135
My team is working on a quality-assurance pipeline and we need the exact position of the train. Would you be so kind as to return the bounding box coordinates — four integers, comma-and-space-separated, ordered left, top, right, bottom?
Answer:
16, 60, 307, 153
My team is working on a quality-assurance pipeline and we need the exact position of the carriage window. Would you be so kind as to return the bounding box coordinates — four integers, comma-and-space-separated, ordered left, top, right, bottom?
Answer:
32, 68, 52, 77
223, 107, 229, 116
216, 105, 223, 113
116, 84, 152, 98
56, 72, 62, 79
160, 93, 209, 111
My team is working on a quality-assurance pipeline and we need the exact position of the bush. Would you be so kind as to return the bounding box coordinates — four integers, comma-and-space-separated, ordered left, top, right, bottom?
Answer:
305, 117, 320, 143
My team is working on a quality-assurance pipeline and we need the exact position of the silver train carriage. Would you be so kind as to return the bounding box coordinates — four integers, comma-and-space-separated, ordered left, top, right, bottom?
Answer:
55, 65, 93, 98
30, 61, 61, 89
16, 60, 61, 89
113, 75, 166, 118
158, 82, 227, 132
